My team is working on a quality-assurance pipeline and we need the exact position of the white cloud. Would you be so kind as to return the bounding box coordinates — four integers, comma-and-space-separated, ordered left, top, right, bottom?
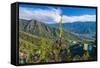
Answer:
62, 15, 96, 23
19, 7, 96, 24
19, 7, 61, 23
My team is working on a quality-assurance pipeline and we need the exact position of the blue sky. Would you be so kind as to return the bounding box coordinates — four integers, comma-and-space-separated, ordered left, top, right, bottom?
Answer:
19, 4, 96, 24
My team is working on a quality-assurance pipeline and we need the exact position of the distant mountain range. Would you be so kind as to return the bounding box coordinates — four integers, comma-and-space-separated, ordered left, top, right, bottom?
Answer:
49, 22, 96, 34
49, 22, 96, 40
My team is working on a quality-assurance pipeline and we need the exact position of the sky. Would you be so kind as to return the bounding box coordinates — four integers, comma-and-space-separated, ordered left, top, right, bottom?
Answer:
19, 4, 96, 24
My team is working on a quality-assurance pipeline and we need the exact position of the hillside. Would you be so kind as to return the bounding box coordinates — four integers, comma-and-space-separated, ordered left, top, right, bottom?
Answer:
19, 19, 82, 41
19, 31, 55, 63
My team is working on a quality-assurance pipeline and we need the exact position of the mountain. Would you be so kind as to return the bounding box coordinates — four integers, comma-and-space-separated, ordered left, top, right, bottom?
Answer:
49, 22, 96, 34
19, 19, 59, 39
19, 19, 82, 42
49, 22, 96, 40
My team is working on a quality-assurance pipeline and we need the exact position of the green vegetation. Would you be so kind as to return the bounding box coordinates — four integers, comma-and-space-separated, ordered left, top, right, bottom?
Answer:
18, 19, 96, 64
19, 31, 55, 63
